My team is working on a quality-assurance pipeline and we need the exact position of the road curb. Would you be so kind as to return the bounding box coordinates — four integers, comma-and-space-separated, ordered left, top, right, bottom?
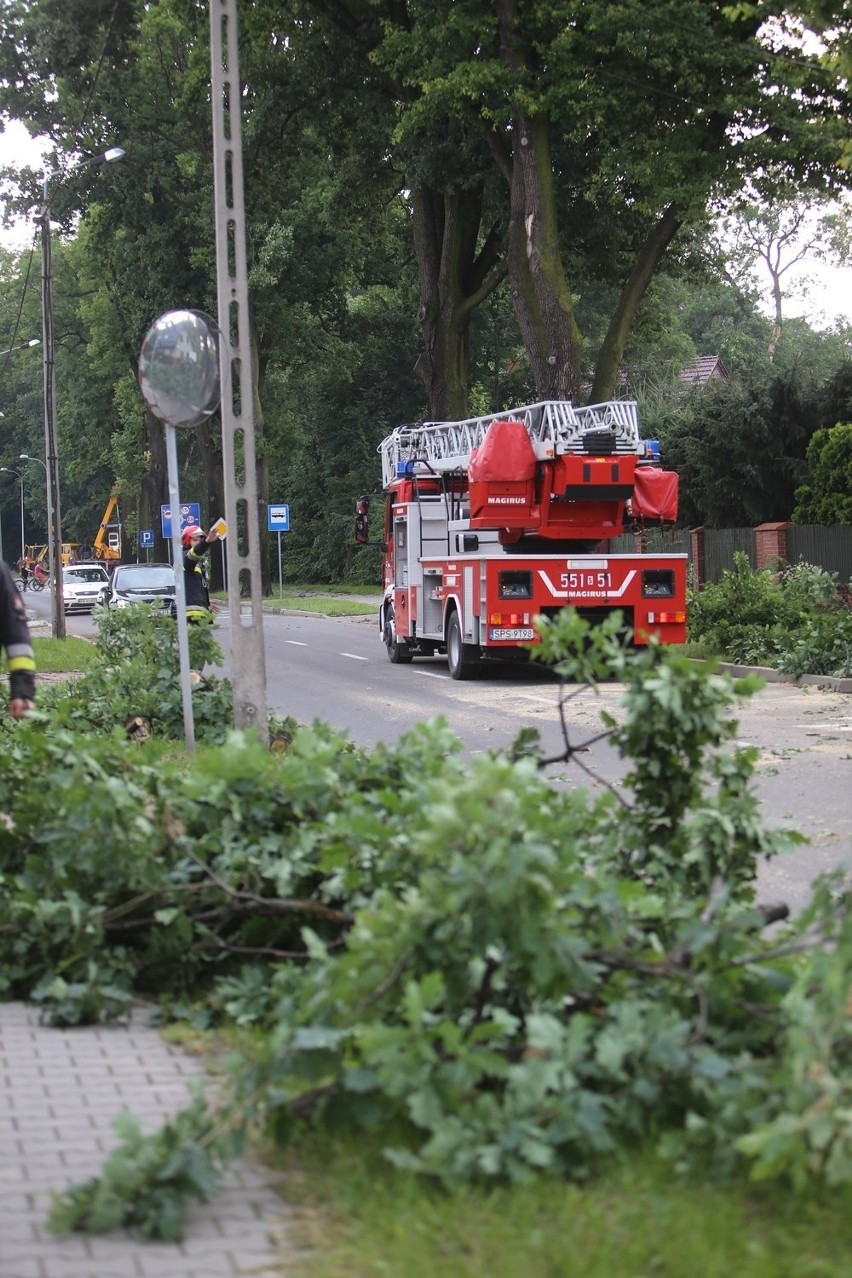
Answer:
715, 662, 852, 694
263, 605, 378, 622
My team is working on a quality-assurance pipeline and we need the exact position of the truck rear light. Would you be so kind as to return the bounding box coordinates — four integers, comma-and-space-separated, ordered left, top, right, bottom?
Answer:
489, 612, 530, 626
647, 611, 685, 624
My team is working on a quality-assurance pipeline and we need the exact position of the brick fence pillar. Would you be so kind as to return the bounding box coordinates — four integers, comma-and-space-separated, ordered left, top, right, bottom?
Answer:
690, 526, 705, 589
755, 522, 790, 571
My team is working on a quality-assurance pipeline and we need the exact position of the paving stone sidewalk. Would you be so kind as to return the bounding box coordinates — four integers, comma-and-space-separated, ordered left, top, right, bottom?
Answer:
0, 1001, 294, 1278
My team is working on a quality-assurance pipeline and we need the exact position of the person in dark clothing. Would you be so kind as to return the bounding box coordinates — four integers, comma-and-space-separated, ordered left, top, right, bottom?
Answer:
0, 559, 36, 717
180, 524, 219, 624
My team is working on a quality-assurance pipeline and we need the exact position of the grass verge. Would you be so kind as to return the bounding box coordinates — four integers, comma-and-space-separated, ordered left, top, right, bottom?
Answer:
32, 635, 97, 673
281, 1135, 852, 1278
211, 586, 379, 617
274, 582, 380, 596
266, 594, 377, 617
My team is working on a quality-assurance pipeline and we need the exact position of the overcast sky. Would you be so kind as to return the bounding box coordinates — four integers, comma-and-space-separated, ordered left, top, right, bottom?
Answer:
3, 117, 852, 329
1, 118, 49, 251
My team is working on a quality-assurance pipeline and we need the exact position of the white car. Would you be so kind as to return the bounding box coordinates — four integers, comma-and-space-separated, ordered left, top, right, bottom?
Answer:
62, 563, 111, 614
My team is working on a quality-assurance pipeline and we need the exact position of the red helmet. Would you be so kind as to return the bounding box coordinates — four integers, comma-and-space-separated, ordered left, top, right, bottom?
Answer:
181, 524, 204, 548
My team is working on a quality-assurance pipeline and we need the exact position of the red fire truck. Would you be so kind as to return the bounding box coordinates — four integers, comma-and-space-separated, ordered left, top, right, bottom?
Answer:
356, 399, 686, 679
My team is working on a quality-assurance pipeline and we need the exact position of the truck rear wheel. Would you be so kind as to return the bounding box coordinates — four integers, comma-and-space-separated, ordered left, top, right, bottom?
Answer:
384, 605, 413, 664
446, 610, 480, 680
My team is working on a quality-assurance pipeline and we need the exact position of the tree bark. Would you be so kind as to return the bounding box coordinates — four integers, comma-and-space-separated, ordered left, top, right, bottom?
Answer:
504, 110, 584, 402
141, 406, 169, 563
590, 203, 683, 402
412, 183, 504, 420
495, 0, 582, 401
194, 417, 224, 590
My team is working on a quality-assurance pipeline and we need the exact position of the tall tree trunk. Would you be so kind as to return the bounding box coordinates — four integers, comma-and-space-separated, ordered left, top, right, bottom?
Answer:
505, 111, 583, 401
590, 203, 682, 402
194, 417, 225, 590
412, 183, 504, 420
142, 406, 169, 563
495, 2, 581, 401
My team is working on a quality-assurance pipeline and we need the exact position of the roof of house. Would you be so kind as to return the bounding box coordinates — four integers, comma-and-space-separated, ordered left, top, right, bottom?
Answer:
679, 355, 728, 386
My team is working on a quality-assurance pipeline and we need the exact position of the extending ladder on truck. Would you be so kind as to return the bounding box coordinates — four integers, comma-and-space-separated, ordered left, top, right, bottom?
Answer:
379, 400, 648, 487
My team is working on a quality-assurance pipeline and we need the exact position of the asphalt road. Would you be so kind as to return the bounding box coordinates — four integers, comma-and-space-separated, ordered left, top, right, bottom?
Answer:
33, 593, 852, 914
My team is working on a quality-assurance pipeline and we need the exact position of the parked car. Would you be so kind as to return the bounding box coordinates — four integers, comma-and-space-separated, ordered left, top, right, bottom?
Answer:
62, 563, 111, 614
108, 563, 177, 617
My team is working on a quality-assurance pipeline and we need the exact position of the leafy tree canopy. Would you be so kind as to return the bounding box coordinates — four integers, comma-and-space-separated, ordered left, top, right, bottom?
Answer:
793, 420, 852, 523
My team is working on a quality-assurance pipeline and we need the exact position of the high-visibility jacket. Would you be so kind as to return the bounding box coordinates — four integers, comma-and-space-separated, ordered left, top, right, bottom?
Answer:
182, 546, 213, 623
0, 561, 36, 702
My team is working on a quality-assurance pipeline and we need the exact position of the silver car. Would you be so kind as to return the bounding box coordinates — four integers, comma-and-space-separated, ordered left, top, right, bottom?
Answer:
108, 563, 177, 617
62, 563, 111, 614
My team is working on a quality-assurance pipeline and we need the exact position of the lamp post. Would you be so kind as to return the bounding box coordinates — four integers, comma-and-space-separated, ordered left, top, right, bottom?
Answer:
0, 468, 25, 563
41, 147, 125, 638
0, 339, 40, 358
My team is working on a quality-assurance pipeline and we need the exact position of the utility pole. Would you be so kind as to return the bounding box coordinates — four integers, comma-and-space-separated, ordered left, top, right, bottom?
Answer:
40, 178, 65, 637
209, 0, 268, 742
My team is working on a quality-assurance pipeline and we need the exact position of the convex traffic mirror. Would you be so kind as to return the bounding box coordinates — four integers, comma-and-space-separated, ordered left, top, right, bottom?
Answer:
138, 308, 221, 427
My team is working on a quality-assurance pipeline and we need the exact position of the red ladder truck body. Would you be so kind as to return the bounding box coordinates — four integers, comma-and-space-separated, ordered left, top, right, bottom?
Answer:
357, 400, 686, 679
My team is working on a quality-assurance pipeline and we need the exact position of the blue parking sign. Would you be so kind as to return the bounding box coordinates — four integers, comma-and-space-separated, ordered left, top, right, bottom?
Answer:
139, 529, 155, 548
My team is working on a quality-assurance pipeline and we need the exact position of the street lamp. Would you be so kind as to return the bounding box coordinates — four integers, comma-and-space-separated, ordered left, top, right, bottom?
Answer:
41, 146, 125, 638
0, 339, 40, 358
0, 468, 25, 563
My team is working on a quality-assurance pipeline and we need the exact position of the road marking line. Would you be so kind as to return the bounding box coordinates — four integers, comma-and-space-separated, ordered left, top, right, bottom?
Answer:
514, 692, 562, 707
285, 640, 307, 646
341, 652, 368, 661
412, 668, 450, 679
794, 723, 852, 731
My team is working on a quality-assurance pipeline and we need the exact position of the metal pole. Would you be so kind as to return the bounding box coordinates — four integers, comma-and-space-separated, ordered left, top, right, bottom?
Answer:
166, 424, 196, 752
40, 184, 66, 637
210, 0, 268, 743
277, 531, 283, 599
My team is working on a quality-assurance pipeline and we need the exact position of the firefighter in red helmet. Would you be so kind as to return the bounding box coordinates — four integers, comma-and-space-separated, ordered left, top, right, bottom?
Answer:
180, 523, 219, 624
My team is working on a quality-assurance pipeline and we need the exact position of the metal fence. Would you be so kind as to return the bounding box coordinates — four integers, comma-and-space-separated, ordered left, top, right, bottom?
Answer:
786, 526, 852, 581
606, 524, 851, 584
609, 528, 691, 557
703, 528, 755, 581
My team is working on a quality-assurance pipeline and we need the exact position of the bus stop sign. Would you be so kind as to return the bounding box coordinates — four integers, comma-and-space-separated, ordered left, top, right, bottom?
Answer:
268, 503, 290, 532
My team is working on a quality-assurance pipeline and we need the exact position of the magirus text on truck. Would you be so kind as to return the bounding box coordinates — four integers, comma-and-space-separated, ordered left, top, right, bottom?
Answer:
355, 399, 686, 679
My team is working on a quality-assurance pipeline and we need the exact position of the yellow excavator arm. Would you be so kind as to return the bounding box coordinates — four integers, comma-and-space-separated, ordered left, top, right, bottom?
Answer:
93, 491, 122, 561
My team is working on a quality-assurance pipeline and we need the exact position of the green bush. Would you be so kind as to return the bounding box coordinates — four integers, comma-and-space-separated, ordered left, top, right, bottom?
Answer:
36, 605, 235, 743
4, 610, 848, 1240
688, 554, 851, 674
776, 609, 852, 678
4, 607, 852, 1241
